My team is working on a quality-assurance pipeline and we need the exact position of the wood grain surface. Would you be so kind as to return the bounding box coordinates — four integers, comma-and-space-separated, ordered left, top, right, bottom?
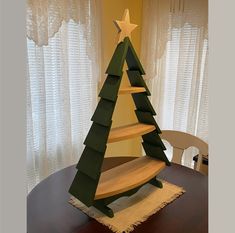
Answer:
95, 156, 165, 199
108, 123, 155, 143
118, 86, 146, 94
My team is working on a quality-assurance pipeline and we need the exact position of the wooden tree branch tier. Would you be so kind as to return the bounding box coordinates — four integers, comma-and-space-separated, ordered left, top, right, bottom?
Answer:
95, 156, 166, 200
69, 10, 170, 218
108, 123, 155, 143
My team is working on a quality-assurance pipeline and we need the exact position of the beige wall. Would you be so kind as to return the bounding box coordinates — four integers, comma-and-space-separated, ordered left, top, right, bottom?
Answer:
100, 0, 143, 157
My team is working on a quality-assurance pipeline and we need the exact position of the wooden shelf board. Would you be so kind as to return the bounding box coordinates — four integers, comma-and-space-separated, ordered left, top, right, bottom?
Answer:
95, 156, 165, 200
108, 123, 155, 143
118, 86, 146, 94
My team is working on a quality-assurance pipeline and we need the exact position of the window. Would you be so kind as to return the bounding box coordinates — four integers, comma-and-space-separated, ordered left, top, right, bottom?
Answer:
27, 20, 99, 192
161, 24, 208, 167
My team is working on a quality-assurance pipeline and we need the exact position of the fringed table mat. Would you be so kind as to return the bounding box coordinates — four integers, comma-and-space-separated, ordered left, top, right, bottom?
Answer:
69, 180, 185, 233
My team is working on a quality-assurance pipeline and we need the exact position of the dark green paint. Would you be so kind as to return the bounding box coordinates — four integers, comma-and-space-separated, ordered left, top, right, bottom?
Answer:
98, 75, 122, 102
91, 99, 116, 127
135, 110, 161, 133
84, 122, 111, 153
125, 37, 145, 74
142, 142, 171, 166
132, 93, 156, 115
127, 70, 151, 95
105, 39, 129, 76
93, 201, 114, 218
142, 130, 166, 150
149, 178, 163, 188
76, 146, 105, 180
105, 37, 145, 76
69, 171, 99, 207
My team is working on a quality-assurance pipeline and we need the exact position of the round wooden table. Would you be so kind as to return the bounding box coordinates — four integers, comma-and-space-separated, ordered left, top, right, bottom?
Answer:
27, 157, 208, 233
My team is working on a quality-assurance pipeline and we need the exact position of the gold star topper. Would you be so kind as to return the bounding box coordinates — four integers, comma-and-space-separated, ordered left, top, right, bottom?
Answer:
114, 9, 138, 44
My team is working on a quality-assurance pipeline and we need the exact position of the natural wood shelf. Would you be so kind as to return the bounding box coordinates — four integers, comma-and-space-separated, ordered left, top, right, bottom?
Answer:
108, 123, 155, 143
118, 86, 146, 94
95, 156, 166, 199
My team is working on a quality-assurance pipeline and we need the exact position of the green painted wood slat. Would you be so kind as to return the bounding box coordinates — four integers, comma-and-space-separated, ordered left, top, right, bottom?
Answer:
91, 99, 116, 127
142, 142, 171, 166
84, 123, 111, 153
125, 37, 145, 75
105, 39, 129, 76
98, 75, 122, 102
132, 93, 156, 115
142, 130, 166, 150
69, 171, 99, 207
105, 37, 145, 76
126, 70, 151, 95
76, 146, 106, 180
135, 110, 161, 133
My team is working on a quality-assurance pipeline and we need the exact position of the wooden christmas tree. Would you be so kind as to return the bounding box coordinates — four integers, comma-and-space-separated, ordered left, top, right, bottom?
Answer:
69, 9, 170, 218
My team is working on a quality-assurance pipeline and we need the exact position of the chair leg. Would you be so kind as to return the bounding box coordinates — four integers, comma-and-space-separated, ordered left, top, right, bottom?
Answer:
93, 200, 114, 218
149, 178, 163, 188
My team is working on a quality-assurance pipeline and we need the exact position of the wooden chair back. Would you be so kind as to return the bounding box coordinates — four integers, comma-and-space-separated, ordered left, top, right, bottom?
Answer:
160, 130, 208, 171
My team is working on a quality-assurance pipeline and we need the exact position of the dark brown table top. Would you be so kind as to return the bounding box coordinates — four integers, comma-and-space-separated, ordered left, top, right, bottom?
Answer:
27, 157, 208, 233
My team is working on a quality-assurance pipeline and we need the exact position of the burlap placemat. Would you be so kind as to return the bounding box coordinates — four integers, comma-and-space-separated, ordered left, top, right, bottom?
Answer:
69, 180, 185, 233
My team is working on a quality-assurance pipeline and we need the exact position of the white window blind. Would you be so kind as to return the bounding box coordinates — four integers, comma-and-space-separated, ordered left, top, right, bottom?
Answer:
141, 0, 208, 168
27, 20, 98, 192
160, 24, 208, 167
163, 24, 208, 133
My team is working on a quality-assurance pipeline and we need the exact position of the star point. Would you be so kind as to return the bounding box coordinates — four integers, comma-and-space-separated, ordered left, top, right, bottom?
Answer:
114, 9, 138, 44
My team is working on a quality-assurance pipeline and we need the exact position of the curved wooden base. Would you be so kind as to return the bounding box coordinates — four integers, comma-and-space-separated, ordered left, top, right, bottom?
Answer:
95, 156, 165, 200
93, 177, 163, 218
92, 156, 165, 218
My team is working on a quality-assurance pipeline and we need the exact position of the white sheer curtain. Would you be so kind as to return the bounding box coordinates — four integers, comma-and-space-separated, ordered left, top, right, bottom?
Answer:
141, 0, 208, 167
27, 0, 101, 192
